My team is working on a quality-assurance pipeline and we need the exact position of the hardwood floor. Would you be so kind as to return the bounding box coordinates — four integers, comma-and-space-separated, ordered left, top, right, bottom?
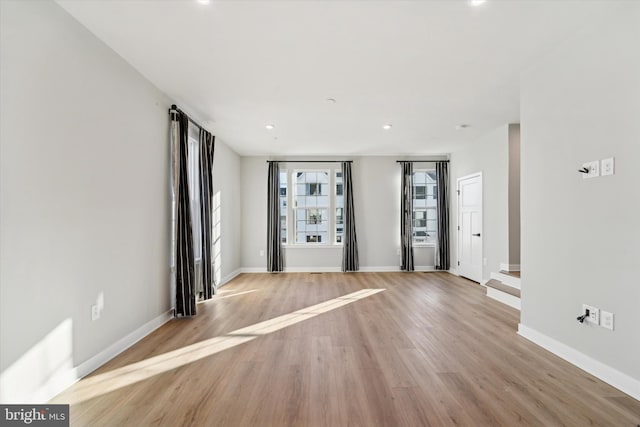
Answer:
52, 272, 640, 426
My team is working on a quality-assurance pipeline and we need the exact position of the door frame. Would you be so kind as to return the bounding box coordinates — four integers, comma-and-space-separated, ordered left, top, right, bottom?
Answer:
457, 172, 483, 282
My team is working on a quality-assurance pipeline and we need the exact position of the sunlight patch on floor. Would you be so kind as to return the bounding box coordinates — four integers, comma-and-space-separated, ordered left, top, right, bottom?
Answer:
211, 289, 258, 300
51, 288, 384, 405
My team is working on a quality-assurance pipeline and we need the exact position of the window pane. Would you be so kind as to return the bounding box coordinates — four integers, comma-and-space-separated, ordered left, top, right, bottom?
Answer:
292, 169, 340, 245
335, 171, 344, 244
187, 123, 202, 260
318, 171, 329, 183
279, 171, 287, 243
411, 172, 438, 244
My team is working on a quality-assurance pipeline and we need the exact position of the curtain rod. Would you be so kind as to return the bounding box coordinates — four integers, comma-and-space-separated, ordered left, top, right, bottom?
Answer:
169, 104, 206, 132
395, 160, 449, 163
266, 160, 353, 163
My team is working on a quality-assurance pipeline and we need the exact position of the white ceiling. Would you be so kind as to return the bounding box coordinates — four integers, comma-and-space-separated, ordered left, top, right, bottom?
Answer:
56, 0, 605, 156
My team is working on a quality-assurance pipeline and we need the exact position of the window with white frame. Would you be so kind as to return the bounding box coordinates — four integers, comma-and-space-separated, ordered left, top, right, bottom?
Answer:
278, 168, 344, 245
187, 123, 202, 260
335, 171, 344, 243
279, 170, 288, 243
295, 171, 329, 243
412, 170, 438, 244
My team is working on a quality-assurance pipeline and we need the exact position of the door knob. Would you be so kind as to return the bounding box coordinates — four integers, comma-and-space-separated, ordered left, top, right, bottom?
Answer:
472, 233, 481, 237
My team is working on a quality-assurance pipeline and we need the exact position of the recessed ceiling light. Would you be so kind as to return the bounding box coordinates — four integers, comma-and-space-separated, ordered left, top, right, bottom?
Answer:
382, 124, 392, 130
265, 124, 275, 130
470, 0, 486, 6
455, 124, 470, 130
197, 0, 211, 4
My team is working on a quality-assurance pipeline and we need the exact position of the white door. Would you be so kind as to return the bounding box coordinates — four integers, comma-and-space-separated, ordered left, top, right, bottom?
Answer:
457, 173, 483, 282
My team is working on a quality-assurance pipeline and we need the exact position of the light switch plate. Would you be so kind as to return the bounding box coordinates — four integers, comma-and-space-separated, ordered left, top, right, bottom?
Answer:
582, 161, 600, 179
601, 158, 614, 176
582, 304, 599, 325
601, 310, 614, 330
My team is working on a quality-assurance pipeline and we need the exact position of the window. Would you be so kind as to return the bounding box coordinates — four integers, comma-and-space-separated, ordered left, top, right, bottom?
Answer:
335, 172, 344, 244
279, 171, 288, 243
187, 123, 202, 260
294, 171, 329, 243
413, 170, 438, 244
279, 168, 343, 245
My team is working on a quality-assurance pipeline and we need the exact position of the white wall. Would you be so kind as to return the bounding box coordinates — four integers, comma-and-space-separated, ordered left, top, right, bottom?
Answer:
508, 123, 521, 267
1, 0, 165, 403
240, 156, 440, 271
520, 2, 640, 382
450, 125, 510, 281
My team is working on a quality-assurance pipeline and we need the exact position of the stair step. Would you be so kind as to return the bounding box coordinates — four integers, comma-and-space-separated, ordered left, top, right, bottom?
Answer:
499, 270, 520, 278
491, 272, 521, 289
485, 279, 521, 298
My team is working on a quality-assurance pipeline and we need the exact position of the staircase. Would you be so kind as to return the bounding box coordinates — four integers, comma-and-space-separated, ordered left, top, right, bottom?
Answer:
485, 271, 520, 310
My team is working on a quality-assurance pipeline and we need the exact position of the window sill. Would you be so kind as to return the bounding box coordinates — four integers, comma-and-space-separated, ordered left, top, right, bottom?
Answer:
283, 244, 343, 249
413, 243, 437, 248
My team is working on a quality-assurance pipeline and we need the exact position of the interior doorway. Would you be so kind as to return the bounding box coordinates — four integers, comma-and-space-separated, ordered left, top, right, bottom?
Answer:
457, 173, 483, 282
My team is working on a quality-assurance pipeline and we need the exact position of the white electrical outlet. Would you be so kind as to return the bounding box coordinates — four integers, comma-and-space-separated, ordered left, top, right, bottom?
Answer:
259, 250, 264, 257
601, 158, 614, 176
91, 305, 100, 321
582, 161, 600, 179
601, 310, 614, 330
582, 304, 599, 325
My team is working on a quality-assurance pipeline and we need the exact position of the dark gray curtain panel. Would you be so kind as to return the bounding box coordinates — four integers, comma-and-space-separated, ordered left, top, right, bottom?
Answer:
341, 162, 359, 272
400, 161, 414, 271
199, 128, 216, 299
171, 111, 196, 316
435, 161, 450, 270
267, 162, 284, 272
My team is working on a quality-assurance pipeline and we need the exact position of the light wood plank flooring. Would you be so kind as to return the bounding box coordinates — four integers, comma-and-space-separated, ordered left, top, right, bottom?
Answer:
52, 272, 640, 426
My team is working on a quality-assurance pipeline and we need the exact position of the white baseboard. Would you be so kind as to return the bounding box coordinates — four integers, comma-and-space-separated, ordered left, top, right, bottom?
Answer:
241, 267, 343, 273
239, 266, 441, 273
517, 324, 640, 401
219, 268, 242, 287
285, 266, 342, 272
359, 266, 437, 272
486, 287, 521, 310
2, 310, 173, 404
75, 309, 173, 380
447, 268, 459, 276
359, 266, 399, 272
500, 263, 521, 272
240, 267, 267, 273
